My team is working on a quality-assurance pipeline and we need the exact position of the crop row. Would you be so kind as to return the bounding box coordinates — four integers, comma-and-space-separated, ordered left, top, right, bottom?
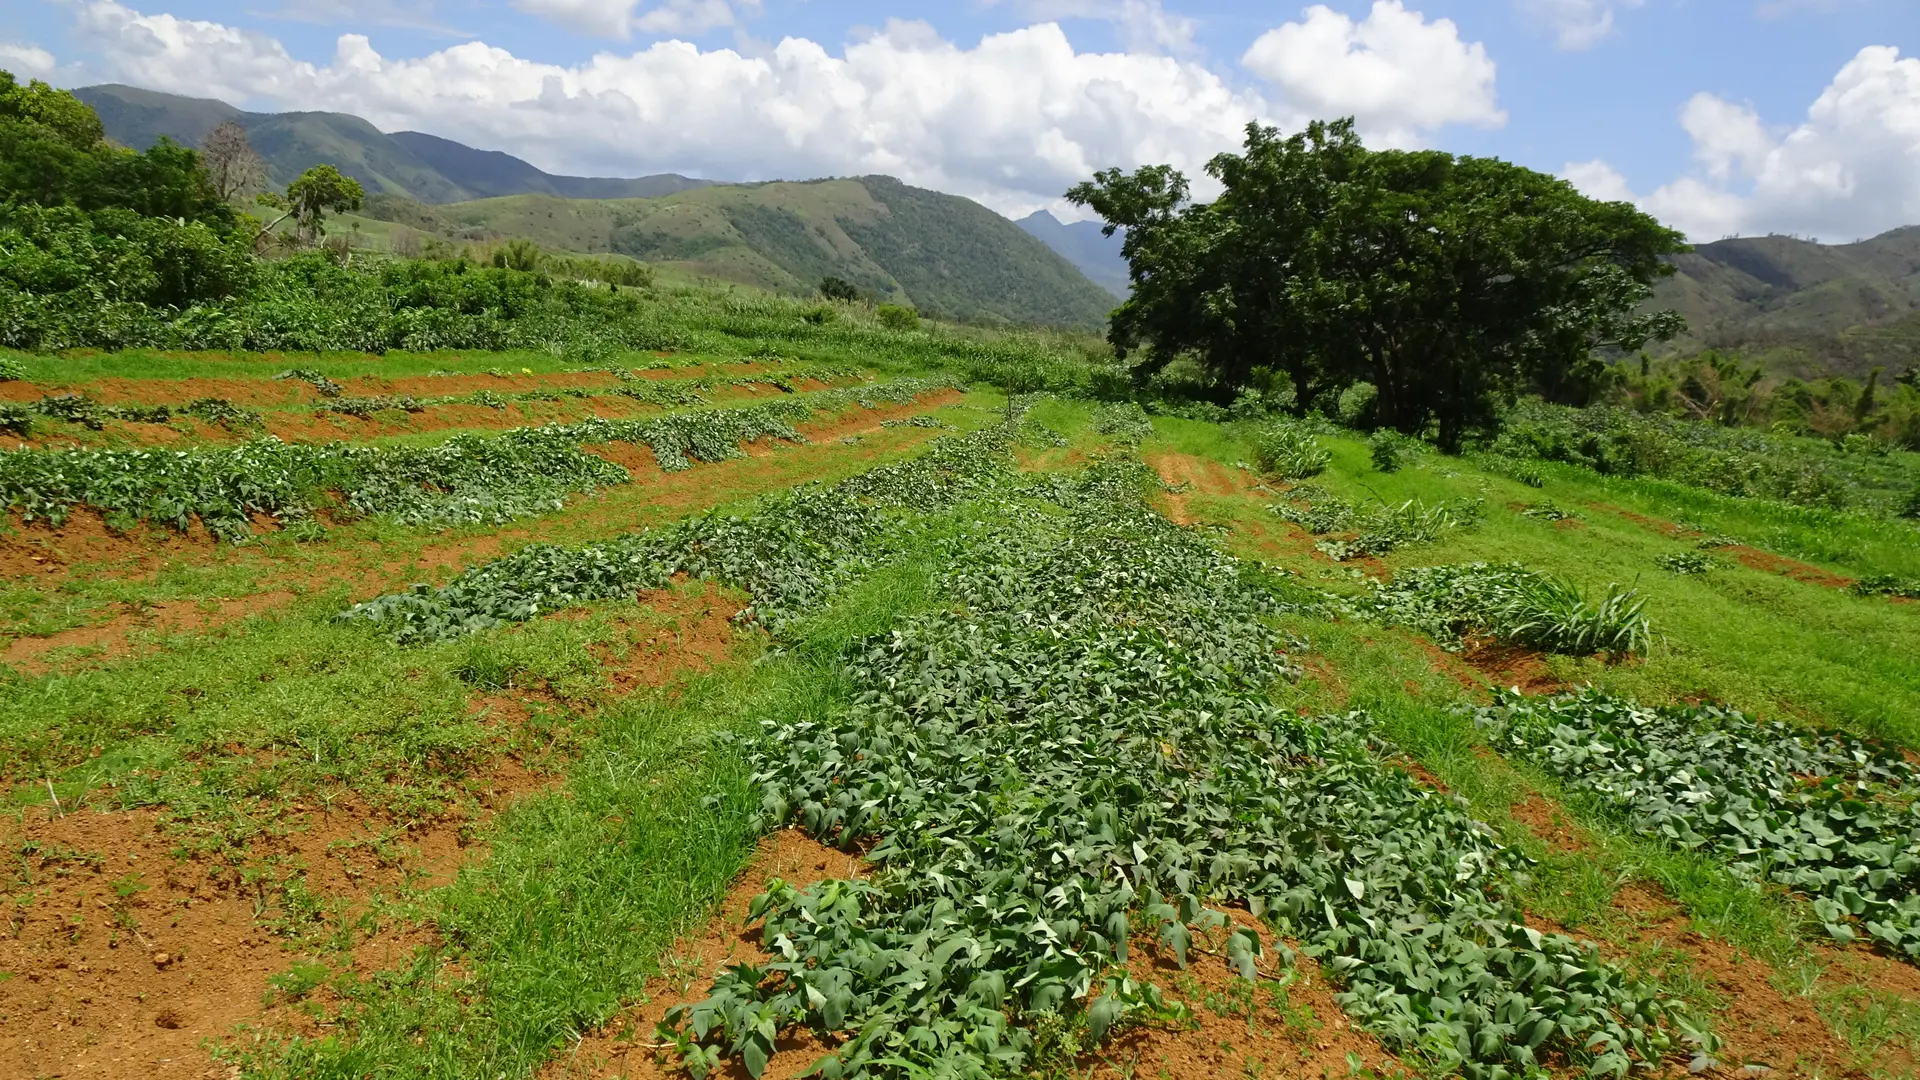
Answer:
326, 414, 1709, 1077
1476, 691, 1920, 960
0, 377, 953, 541
339, 411, 1015, 644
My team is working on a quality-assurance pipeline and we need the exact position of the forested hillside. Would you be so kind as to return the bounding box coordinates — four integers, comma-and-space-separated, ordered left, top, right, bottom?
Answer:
1652, 226, 1920, 377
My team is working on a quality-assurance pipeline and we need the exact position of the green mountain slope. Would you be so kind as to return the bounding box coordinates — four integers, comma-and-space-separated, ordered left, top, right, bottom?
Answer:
1654, 227, 1920, 376
404, 179, 1115, 328
70, 84, 716, 206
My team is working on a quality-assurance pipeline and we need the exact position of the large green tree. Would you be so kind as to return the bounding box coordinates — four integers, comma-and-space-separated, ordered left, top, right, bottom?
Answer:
0, 70, 233, 228
1069, 120, 1689, 449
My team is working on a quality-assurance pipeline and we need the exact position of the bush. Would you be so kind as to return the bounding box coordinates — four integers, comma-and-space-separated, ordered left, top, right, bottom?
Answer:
1367, 430, 1401, 472
875, 303, 920, 331
819, 276, 859, 302
0, 355, 23, 382
1336, 381, 1377, 427
1252, 421, 1329, 479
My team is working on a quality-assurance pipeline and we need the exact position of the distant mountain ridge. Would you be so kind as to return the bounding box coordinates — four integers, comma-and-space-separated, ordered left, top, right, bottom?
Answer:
1654, 227, 1920, 378
1016, 210, 1129, 298
72, 84, 717, 204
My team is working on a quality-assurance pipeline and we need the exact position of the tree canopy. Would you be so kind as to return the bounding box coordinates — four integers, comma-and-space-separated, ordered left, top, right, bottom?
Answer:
0, 71, 234, 229
1068, 119, 1689, 449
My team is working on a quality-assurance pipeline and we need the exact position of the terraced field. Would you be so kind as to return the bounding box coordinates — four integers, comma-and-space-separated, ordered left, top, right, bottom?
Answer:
4, 311, 1920, 1080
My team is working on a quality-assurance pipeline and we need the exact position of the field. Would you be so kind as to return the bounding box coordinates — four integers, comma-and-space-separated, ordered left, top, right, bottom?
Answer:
4, 287, 1920, 1080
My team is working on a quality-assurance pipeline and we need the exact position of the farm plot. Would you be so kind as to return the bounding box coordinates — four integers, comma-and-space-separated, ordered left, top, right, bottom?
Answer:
0, 377, 952, 540
653, 456, 1704, 1079
220, 412, 1703, 1080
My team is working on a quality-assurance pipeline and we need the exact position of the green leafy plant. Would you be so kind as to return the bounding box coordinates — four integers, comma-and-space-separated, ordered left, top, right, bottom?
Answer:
1655, 551, 1717, 575
275, 368, 344, 398
648, 457, 1698, 1077
0, 356, 23, 382
1477, 690, 1920, 960
1366, 430, 1401, 472
1518, 502, 1578, 522
875, 303, 919, 331
1850, 574, 1920, 600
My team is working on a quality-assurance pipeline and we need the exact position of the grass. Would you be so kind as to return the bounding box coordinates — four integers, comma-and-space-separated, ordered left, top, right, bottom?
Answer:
1144, 417, 1920, 746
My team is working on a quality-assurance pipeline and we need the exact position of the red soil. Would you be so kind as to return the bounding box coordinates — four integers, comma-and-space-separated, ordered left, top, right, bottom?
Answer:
0, 580, 747, 1080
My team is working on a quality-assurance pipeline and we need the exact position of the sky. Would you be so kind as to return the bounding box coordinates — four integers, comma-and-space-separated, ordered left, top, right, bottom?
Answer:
1, 0, 1915, 242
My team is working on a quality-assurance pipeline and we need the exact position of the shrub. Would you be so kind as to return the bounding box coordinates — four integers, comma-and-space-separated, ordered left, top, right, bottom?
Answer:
1367, 430, 1401, 472
875, 303, 920, 331
1252, 421, 1329, 479
1336, 381, 1378, 427
818, 275, 859, 302
0, 355, 23, 382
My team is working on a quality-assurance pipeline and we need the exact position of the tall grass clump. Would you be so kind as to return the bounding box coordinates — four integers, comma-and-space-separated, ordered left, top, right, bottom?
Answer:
1359, 562, 1652, 656
1252, 419, 1329, 479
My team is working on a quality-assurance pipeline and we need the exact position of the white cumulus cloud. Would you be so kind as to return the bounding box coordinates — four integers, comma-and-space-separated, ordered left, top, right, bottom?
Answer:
58, 0, 1505, 218
1560, 158, 1635, 203
981, 0, 1200, 56
1564, 45, 1920, 242
1241, 1, 1504, 147
0, 42, 58, 78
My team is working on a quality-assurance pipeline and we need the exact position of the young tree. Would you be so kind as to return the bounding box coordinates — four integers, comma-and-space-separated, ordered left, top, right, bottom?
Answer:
257, 164, 364, 248
200, 120, 266, 202
1069, 120, 1689, 450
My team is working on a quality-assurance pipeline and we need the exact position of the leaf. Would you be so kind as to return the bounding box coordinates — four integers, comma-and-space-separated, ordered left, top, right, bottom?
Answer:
1343, 877, 1365, 901
1226, 928, 1261, 981
1161, 921, 1191, 969
1086, 996, 1126, 1043
742, 1033, 772, 1079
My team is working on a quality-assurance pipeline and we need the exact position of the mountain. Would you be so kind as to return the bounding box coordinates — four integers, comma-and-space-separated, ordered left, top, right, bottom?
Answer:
71, 84, 716, 205
369, 179, 1117, 328
1016, 210, 1129, 298
1653, 227, 1920, 378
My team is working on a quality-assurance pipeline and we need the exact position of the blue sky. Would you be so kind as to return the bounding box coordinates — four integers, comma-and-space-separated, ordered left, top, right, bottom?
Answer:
3, 0, 1916, 240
